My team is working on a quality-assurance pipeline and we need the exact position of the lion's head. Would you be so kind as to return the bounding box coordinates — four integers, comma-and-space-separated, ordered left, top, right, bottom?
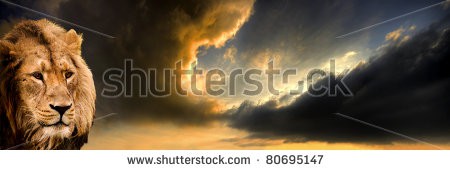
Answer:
0, 19, 95, 149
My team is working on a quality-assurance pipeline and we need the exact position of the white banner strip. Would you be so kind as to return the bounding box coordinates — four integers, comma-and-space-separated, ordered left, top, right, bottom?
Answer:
0, 150, 448, 170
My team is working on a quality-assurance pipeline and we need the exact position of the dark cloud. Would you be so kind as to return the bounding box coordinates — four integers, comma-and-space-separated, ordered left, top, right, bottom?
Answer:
228, 16, 450, 144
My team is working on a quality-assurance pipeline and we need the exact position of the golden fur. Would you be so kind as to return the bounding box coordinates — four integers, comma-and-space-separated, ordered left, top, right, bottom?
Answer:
0, 19, 95, 149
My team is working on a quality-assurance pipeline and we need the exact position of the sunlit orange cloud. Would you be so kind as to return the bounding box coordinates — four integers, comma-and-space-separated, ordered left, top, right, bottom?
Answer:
174, 0, 254, 68
385, 27, 405, 41
171, 0, 254, 101
381, 25, 417, 47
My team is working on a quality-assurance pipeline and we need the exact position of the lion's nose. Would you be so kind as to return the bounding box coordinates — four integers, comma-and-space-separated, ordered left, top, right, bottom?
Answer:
50, 104, 72, 116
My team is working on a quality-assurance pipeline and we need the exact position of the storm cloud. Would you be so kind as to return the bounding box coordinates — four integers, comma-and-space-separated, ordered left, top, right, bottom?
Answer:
228, 16, 450, 144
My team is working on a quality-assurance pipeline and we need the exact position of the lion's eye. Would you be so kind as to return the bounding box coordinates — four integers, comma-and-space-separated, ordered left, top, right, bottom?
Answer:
65, 71, 74, 79
32, 72, 43, 80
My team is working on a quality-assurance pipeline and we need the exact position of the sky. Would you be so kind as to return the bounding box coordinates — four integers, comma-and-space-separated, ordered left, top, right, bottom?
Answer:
1, 0, 450, 149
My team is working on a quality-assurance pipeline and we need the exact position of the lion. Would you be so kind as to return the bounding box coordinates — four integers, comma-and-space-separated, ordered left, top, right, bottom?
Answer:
0, 19, 96, 149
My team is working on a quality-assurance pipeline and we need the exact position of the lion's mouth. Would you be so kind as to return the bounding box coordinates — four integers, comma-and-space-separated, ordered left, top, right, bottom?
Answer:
38, 121, 70, 127
37, 120, 73, 138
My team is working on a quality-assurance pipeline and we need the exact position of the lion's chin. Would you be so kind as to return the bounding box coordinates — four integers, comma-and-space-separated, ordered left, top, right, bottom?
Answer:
22, 123, 76, 149
41, 124, 73, 138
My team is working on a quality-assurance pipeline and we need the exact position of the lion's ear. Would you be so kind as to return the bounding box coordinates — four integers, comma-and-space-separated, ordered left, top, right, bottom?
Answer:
0, 40, 12, 57
0, 40, 16, 65
65, 29, 83, 55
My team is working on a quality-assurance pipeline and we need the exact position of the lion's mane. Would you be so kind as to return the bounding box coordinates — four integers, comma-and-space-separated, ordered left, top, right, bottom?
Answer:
0, 19, 96, 149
